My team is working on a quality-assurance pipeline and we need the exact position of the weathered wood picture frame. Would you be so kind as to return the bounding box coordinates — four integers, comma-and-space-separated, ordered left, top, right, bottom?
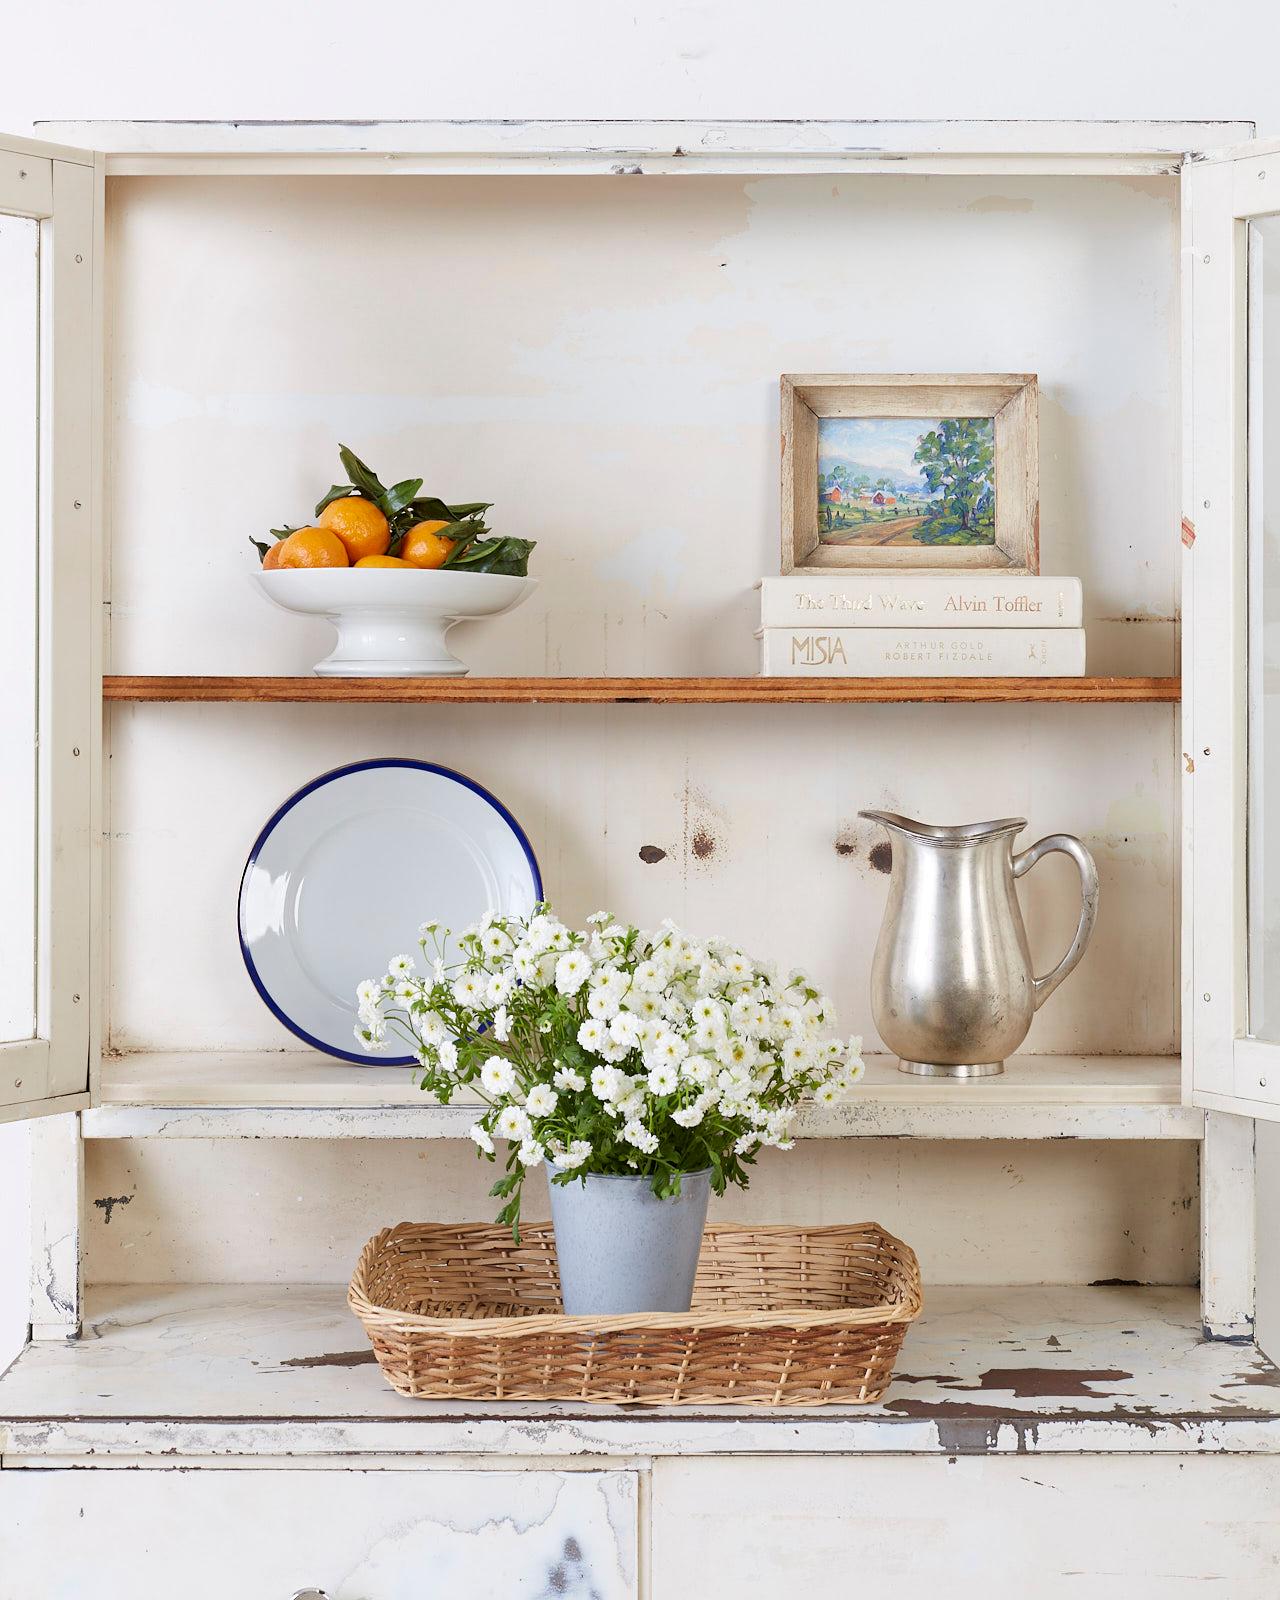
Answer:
780, 373, 1039, 575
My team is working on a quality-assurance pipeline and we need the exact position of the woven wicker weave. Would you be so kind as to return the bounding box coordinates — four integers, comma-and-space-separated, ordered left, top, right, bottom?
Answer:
349, 1220, 922, 1406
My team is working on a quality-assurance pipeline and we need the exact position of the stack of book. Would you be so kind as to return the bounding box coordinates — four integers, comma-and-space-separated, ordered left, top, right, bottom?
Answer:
757, 574, 1085, 677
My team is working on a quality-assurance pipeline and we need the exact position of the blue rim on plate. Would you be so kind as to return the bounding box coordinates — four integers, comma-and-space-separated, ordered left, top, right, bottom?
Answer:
237, 757, 544, 1065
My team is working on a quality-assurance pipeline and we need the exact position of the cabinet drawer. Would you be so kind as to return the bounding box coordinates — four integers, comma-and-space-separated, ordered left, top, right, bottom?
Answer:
0, 1466, 637, 1600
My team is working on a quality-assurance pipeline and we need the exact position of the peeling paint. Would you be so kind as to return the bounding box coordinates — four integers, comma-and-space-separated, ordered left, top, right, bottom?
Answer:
92, 1195, 133, 1226
638, 844, 667, 864
279, 1349, 378, 1370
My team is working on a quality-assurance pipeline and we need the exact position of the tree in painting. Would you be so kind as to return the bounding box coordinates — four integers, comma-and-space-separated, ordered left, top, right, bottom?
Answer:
911, 418, 995, 545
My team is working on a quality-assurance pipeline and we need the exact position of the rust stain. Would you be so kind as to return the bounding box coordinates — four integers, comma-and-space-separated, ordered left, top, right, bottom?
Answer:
869, 841, 893, 874
691, 827, 716, 860
638, 844, 667, 864
281, 1349, 378, 1369
1182, 515, 1196, 549
834, 840, 857, 857
1183, 752, 1195, 774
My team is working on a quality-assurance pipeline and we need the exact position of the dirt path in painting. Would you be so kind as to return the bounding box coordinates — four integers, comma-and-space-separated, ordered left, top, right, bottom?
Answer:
826, 515, 926, 547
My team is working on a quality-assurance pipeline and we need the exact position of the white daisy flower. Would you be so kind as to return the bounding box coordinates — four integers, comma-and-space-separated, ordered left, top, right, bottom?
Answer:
587, 985, 621, 1021
418, 920, 440, 939
452, 972, 485, 1006
392, 980, 417, 1006
355, 1022, 385, 1051
495, 1105, 531, 1142
482, 926, 512, 958
586, 910, 611, 925
672, 1102, 705, 1128
555, 950, 592, 995
512, 944, 537, 980
577, 1018, 606, 1053
550, 1137, 593, 1170
647, 1063, 679, 1095
622, 1118, 659, 1154
682, 1053, 715, 1085
386, 953, 415, 978
815, 1083, 839, 1105
734, 1132, 760, 1155
492, 1005, 511, 1042
553, 1064, 587, 1092
469, 1123, 495, 1154
609, 1010, 644, 1048
356, 979, 381, 1008
526, 1083, 558, 1118
517, 1139, 546, 1168
633, 959, 666, 992
487, 971, 514, 1006
590, 1064, 620, 1101
436, 1038, 458, 1071
480, 1055, 517, 1096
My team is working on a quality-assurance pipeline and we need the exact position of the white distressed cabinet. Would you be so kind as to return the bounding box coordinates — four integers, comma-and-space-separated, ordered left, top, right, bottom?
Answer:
3, 118, 1280, 1597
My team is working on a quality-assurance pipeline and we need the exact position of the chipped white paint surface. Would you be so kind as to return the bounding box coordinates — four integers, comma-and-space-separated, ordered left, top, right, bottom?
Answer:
1202, 1110, 1257, 1339
27, 1114, 81, 1340
83, 1052, 1199, 1140
651, 1455, 1280, 1598
0, 1466, 638, 1599
3, 1283, 1276, 1462
106, 706, 1178, 1061
81, 1137, 1197, 1288
105, 174, 1179, 681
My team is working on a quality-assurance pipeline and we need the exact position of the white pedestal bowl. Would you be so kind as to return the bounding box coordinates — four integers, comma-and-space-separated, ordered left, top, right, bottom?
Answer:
256, 569, 537, 676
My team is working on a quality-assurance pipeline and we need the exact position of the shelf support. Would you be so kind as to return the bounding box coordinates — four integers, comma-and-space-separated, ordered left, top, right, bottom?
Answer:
29, 1111, 82, 1340
1200, 1111, 1255, 1341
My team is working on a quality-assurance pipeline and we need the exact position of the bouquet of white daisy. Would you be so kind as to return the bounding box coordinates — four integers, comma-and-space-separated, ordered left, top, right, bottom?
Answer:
357, 904, 863, 1237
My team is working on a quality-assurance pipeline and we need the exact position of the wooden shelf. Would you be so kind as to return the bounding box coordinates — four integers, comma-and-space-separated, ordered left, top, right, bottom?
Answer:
83, 1052, 1201, 1140
1, 1283, 1275, 1459
103, 674, 1182, 705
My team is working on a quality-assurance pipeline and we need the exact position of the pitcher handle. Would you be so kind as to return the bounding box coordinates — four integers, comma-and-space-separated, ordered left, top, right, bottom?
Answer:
1012, 834, 1099, 1009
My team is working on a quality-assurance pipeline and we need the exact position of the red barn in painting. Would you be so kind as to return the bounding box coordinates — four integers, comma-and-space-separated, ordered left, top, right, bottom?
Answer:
821, 486, 843, 504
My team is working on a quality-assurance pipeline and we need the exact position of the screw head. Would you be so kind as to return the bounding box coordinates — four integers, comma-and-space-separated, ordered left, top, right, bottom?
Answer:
74, 253, 83, 264
1261, 1078, 1269, 1088
1203, 992, 1212, 1002
1203, 253, 1211, 263
71, 746, 79, 757
17, 170, 25, 179
72, 993, 80, 1004
73, 500, 81, 510
1203, 499, 1211, 509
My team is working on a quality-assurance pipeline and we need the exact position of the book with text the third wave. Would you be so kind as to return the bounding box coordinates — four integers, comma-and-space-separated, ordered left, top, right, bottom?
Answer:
759, 627, 1086, 677
759, 574, 1082, 629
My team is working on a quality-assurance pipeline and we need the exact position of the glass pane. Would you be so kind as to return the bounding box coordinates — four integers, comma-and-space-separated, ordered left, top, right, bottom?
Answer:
1249, 214, 1280, 1039
0, 215, 39, 1042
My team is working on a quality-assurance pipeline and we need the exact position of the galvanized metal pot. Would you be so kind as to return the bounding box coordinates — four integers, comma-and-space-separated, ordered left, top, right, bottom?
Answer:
546, 1165, 711, 1315
858, 811, 1099, 1078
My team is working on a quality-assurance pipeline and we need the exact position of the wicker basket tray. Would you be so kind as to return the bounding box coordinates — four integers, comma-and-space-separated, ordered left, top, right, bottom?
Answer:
349, 1220, 922, 1407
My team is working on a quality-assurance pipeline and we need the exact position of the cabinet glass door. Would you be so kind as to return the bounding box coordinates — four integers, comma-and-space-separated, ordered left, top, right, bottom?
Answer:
1249, 215, 1280, 1044
1186, 136, 1280, 1115
0, 136, 97, 1124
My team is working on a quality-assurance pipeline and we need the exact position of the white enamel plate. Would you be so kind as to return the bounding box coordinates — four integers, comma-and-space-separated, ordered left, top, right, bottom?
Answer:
239, 760, 542, 1063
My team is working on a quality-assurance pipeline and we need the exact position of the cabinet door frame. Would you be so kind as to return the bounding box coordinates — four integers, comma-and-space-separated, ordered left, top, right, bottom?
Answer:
1184, 134, 1280, 1119
0, 134, 101, 1126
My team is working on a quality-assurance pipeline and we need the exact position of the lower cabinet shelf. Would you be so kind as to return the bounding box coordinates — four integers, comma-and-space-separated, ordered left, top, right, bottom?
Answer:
82, 1051, 1202, 1140
0, 1282, 1274, 1460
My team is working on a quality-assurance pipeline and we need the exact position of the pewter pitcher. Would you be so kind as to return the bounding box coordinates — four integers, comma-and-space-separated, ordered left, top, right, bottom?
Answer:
858, 812, 1099, 1078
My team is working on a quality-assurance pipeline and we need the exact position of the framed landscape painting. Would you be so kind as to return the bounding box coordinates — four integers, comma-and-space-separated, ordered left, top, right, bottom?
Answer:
780, 373, 1039, 574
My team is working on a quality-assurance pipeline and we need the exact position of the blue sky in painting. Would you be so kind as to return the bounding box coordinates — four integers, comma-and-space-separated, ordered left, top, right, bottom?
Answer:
817, 416, 985, 494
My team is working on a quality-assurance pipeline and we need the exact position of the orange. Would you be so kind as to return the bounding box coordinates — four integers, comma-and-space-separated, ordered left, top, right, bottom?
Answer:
262, 539, 287, 570
318, 495, 390, 561
400, 519, 455, 569
276, 526, 350, 568
354, 554, 415, 568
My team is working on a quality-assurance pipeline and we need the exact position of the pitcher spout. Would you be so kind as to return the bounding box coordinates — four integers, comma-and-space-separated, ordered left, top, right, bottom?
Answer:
858, 810, 1026, 845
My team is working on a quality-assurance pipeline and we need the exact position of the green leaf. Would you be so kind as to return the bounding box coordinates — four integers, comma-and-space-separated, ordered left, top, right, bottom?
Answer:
249, 536, 271, 562
407, 495, 461, 525
338, 445, 388, 504
268, 525, 300, 541
445, 535, 536, 576
314, 484, 355, 517
384, 477, 424, 515
446, 501, 493, 518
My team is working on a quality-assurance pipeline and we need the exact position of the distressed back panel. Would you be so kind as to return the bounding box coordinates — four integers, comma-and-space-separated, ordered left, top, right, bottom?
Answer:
105, 174, 1178, 679
97, 171, 1185, 1287
108, 702, 1175, 1055
83, 1138, 1198, 1287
